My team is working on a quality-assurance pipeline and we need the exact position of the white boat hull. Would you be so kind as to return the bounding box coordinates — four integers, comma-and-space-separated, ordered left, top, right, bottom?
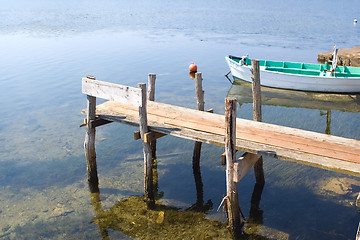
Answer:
226, 57, 360, 93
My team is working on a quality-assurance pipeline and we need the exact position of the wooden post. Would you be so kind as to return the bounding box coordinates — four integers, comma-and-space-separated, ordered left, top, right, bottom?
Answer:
193, 72, 205, 208
251, 59, 261, 122
225, 97, 242, 236
251, 60, 265, 185
195, 72, 205, 111
84, 76, 99, 188
138, 83, 154, 202
147, 74, 157, 159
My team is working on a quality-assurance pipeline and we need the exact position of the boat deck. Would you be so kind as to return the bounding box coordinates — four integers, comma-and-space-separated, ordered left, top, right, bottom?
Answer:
92, 100, 360, 175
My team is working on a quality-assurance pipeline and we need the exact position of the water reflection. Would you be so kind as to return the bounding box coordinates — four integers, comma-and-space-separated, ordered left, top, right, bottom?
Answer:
227, 81, 360, 113
227, 81, 360, 135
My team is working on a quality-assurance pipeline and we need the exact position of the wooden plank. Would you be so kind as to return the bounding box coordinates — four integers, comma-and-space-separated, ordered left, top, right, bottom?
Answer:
163, 116, 360, 163
94, 100, 360, 161
233, 153, 262, 182
146, 102, 360, 156
95, 101, 360, 160
147, 101, 359, 149
94, 108, 360, 174
82, 78, 142, 107
85, 100, 360, 175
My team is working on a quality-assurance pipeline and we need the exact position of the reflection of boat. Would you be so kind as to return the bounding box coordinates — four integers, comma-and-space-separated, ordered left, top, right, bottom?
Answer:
227, 81, 360, 112
225, 55, 360, 93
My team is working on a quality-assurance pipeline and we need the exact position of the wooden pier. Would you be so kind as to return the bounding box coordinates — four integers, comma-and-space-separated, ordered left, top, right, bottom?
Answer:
81, 66, 360, 238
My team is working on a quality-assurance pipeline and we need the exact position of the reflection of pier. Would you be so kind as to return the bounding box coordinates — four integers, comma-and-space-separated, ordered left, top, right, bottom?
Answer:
81, 62, 360, 238
227, 80, 360, 112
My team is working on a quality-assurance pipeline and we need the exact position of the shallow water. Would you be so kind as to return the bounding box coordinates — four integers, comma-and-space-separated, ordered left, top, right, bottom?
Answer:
1, 0, 360, 239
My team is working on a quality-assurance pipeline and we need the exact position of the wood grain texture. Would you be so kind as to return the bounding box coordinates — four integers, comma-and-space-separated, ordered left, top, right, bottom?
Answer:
82, 78, 142, 107
83, 100, 360, 175
225, 98, 242, 235
138, 83, 154, 201
84, 95, 99, 186
233, 153, 262, 182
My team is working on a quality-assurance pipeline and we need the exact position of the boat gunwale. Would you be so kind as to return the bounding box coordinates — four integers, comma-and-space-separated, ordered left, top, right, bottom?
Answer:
226, 55, 360, 79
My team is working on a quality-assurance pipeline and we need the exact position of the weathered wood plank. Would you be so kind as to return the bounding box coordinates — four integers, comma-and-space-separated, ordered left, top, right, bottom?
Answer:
233, 153, 262, 182
93, 101, 360, 159
84, 100, 360, 175
82, 78, 142, 107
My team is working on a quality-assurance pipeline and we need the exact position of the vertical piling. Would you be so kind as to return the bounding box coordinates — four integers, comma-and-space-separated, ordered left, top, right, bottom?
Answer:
138, 83, 154, 202
84, 75, 99, 189
195, 72, 205, 111
225, 97, 242, 237
147, 74, 157, 159
251, 60, 265, 185
251, 59, 261, 122
193, 72, 205, 207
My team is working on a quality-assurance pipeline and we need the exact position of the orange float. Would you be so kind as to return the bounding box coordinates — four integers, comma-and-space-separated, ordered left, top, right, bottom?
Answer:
189, 63, 197, 72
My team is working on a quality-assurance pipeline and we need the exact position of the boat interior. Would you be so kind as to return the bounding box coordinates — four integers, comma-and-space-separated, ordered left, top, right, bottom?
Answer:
228, 55, 360, 77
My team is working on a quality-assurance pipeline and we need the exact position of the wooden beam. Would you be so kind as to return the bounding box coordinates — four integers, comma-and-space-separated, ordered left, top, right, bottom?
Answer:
134, 130, 141, 140
144, 132, 166, 143
82, 78, 142, 107
233, 153, 262, 182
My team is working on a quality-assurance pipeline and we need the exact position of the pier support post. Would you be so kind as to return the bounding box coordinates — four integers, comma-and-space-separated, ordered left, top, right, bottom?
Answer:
84, 75, 99, 190
193, 72, 205, 207
251, 59, 265, 185
225, 97, 243, 237
148, 74, 157, 159
138, 83, 154, 202
195, 72, 205, 111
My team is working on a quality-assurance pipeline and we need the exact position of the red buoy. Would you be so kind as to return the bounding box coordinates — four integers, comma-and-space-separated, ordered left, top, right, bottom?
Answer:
189, 63, 197, 72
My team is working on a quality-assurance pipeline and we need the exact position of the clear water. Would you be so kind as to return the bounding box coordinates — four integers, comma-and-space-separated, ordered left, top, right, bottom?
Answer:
1, 0, 360, 239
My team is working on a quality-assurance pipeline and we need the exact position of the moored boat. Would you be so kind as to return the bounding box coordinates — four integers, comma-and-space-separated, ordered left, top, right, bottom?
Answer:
225, 55, 360, 93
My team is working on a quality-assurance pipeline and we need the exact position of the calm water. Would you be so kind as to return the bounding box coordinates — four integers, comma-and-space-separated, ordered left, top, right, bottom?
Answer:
1, 0, 360, 239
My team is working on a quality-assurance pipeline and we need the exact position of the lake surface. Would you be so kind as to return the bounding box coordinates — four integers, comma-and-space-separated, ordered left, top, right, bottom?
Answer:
1, 0, 360, 239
